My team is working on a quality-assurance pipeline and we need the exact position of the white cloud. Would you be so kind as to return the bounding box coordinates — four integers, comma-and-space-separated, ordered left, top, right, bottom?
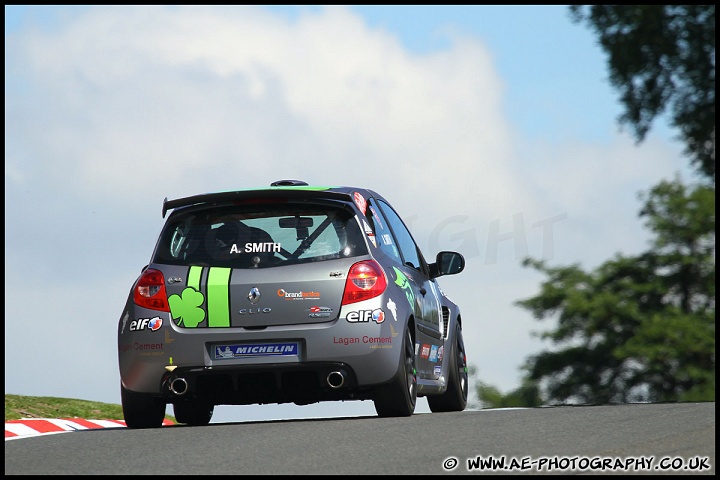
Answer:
7, 5, 526, 221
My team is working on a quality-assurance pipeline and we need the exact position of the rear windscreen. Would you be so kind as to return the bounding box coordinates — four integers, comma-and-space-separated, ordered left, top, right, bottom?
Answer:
152, 203, 368, 268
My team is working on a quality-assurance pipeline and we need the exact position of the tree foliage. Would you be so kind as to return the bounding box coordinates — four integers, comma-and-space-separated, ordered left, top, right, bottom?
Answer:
515, 179, 715, 404
570, 5, 716, 179
475, 380, 543, 409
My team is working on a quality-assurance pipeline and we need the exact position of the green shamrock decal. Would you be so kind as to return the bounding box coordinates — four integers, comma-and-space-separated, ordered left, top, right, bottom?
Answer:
168, 287, 206, 328
393, 267, 415, 308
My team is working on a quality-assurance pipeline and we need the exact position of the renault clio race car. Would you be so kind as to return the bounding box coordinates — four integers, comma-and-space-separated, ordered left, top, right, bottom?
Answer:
118, 180, 467, 428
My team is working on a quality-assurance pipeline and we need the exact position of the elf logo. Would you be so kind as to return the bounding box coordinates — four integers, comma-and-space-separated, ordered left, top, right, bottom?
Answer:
129, 316, 163, 332
346, 309, 385, 324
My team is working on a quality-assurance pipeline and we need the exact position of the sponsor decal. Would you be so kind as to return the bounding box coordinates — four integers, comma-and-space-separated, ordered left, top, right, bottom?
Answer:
119, 342, 164, 354
140, 350, 164, 356
429, 345, 439, 362
438, 345, 444, 361
434, 365, 442, 377
120, 312, 129, 334
381, 234, 393, 246
353, 191, 367, 214
333, 336, 393, 345
129, 316, 163, 332
420, 344, 431, 359
214, 342, 299, 359
386, 298, 397, 321
369, 206, 383, 229
389, 323, 399, 338
229, 242, 281, 254
277, 288, 320, 300
308, 306, 333, 318
362, 219, 376, 247
346, 308, 385, 323
393, 267, 415, 308
335, 336, 360, 345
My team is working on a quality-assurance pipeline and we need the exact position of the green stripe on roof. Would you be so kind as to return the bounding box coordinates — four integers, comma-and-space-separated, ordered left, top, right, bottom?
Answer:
215, 186, 336, 193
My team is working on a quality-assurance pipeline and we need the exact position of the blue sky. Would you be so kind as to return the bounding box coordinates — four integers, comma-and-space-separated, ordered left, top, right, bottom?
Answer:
5, 5, 692, 423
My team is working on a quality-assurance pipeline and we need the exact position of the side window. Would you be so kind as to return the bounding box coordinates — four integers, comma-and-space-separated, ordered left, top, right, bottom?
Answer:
376, 199, 421, 270
157, 217, 206, 263
366, 198, 401, 263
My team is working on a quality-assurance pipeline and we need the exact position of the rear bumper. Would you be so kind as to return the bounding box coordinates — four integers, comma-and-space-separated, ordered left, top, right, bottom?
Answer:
151, 361, 373, 406
118, 295, 405, 403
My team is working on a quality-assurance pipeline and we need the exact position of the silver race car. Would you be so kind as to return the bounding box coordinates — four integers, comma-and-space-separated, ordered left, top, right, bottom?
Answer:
118, 180, 467, 428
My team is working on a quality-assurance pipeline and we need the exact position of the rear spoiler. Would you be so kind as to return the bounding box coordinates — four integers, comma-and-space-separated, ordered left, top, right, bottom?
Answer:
161, 187, 350, 218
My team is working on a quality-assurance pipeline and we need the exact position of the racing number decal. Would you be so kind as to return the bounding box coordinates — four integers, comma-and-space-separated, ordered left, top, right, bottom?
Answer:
168, 266, 231, 328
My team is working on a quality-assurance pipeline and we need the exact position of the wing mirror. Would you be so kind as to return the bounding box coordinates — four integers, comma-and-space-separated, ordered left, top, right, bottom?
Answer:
429, 251, 465, 279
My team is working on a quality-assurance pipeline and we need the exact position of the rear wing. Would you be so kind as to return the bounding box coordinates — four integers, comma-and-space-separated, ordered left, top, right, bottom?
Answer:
162, 187, 352, 218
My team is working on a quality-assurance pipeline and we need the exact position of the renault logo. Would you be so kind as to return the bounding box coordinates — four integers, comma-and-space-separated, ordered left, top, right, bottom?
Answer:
248, 287, 261, 304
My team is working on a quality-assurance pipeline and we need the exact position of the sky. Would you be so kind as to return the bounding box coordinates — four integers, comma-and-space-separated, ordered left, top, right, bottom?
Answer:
5, 5, 696, 424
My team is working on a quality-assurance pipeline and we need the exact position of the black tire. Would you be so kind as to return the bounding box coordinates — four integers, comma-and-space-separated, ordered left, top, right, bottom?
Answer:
121, 384, 166, 429
173, 401, 214, 426
428, 323, 468, 413
373, 326, 417, 417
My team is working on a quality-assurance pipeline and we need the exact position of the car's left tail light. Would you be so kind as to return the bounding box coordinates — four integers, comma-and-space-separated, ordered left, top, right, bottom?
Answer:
342, 260, 388, 305
132, 268, 170, 312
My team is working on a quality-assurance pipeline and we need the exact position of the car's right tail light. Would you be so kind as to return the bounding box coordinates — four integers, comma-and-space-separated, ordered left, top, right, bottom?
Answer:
341, 260, 387, 305
132, 268, 170, 312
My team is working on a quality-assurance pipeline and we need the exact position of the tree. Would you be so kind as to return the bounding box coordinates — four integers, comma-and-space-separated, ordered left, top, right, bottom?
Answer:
475, 380, 543, 409
515, 179, 714, 404
570, 5, 716, 180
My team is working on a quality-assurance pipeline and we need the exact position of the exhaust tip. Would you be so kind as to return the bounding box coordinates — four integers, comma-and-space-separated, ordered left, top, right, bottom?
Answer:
169, 377, 188, 396
327, 371, 345, 389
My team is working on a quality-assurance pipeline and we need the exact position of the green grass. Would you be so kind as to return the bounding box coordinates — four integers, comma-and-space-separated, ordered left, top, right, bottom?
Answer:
5, 394, 176, 423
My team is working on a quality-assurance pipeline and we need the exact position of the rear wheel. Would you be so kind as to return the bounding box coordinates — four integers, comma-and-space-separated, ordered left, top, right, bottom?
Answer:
373, 326, 417, 417
121, 384, 166, 429
173, 401, 214, 426
428, 323, 468, 413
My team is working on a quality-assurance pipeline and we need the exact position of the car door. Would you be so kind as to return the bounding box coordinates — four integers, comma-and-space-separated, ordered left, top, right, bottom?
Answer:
370, 198, 443, 380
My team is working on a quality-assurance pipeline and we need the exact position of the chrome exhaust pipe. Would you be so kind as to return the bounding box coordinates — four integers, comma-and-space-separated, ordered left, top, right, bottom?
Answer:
169, 377, 188, 396
327, 371, 345, 389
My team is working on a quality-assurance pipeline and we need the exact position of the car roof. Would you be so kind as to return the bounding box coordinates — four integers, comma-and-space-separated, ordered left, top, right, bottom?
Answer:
162, 180, 381, 218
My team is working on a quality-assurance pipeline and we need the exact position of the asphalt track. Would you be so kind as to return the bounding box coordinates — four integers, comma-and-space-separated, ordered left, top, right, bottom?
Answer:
5, 402, 715, 475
